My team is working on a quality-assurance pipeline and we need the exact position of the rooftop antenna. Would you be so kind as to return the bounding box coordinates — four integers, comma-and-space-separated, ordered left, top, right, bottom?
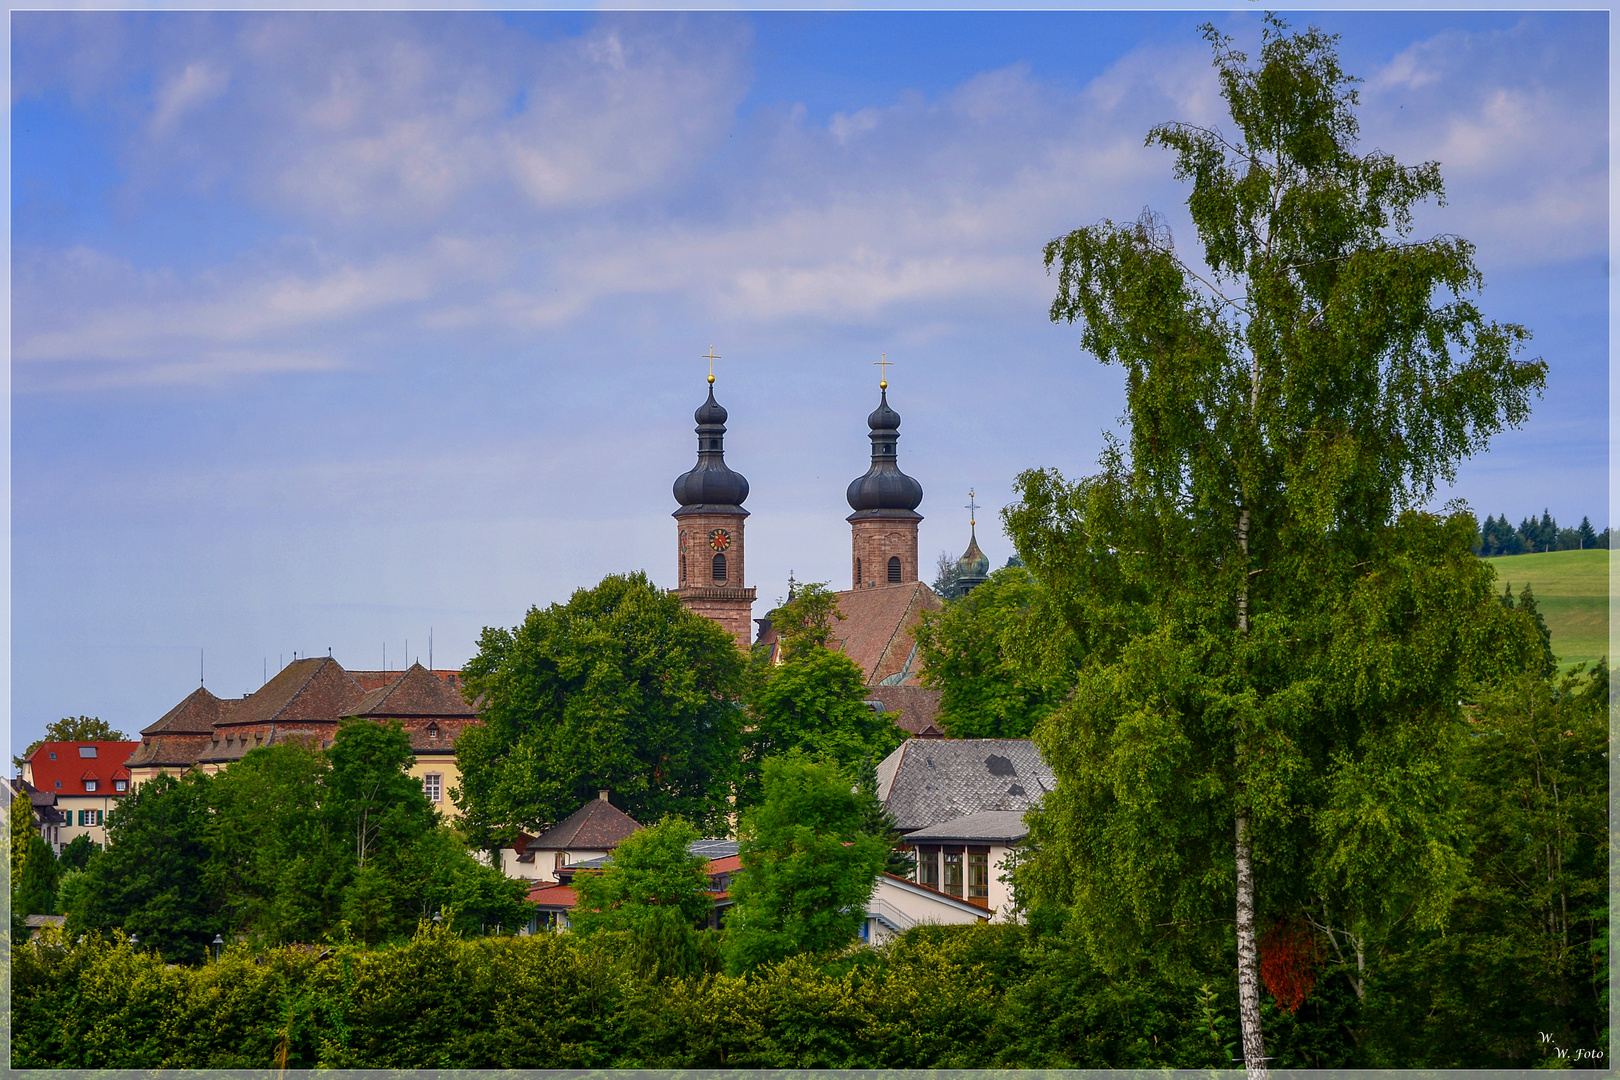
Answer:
200, 648, 204, 686
263, 658, 267, 687
429, 628, 433, 671
406, 640, 409, 668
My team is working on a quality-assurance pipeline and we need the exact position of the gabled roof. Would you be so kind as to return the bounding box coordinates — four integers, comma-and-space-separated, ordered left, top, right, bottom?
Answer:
526, 796, 642, 852
876, 738, 1054, 833
28, 742, 139, 797
216, 657, 364, 728
527, 882, 577, 910
831, 581, 942, 685
141, 685, 232, 736
351, 663, 477, 719
126, 731, 217, 769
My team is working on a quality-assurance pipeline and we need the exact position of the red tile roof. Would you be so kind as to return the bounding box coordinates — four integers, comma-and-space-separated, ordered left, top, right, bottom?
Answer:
527, 882, 577, 909
215, 657, 364, 728
863, 684, 944, 735
29, 742, 138, 796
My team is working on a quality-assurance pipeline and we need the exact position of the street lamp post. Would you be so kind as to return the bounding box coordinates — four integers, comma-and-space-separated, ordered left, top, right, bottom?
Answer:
212, 934, 225, 963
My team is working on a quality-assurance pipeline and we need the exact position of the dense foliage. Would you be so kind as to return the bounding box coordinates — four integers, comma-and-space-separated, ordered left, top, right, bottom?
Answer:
743, 582, 903, 807
1476, 510, 1609, 556
571, 815, 715, 980
1026, 15, 1549, 1070
726, 754, 889, 972
59, 720, 527, 961
912, 564, 1072, 737
456, 572, 747, 846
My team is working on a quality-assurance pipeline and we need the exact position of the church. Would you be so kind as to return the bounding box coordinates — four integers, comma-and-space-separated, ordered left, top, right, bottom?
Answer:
668, 364, 982, 735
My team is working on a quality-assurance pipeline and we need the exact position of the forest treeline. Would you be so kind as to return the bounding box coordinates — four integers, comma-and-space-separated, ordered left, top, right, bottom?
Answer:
1474, 510, 1611, 556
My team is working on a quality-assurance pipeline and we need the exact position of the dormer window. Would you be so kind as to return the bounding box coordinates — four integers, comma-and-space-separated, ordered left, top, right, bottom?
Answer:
114, 779, 127, 792
427, 723, 440, 741
84, 780, 98, 792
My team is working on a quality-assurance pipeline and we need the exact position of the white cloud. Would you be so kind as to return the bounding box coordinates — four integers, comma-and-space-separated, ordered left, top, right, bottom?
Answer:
150, 59, 228, 132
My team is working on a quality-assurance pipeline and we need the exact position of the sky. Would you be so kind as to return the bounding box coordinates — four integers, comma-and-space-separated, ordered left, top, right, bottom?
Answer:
9, 9, 1609, 755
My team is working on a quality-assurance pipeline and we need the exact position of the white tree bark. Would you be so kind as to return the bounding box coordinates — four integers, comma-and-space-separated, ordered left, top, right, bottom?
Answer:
1235, 811, 1268, 1080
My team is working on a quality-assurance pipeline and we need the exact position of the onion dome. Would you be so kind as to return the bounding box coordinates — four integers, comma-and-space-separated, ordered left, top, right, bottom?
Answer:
957, 528, 990, 580
673, 385, 749, 516
846, 388, 923, 518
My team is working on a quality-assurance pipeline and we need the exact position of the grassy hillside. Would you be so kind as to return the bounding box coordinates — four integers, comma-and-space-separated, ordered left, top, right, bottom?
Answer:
1483, 549, 1611, 670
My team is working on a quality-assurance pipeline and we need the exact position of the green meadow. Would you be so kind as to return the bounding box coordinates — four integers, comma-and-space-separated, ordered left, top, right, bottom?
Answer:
1483, 549, 1611, 670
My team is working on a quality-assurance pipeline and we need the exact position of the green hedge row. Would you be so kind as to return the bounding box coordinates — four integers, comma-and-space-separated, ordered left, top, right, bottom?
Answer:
13, 921, 1261, 1069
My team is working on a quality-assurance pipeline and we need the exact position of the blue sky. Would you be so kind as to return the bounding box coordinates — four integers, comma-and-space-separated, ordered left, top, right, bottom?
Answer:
10, 10, 1609, 754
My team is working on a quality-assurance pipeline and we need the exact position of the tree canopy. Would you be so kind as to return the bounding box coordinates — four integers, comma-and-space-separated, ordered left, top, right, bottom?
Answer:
1020, 16, 1548, 1076
456, 572, 747, 846
571, 815, 715, 979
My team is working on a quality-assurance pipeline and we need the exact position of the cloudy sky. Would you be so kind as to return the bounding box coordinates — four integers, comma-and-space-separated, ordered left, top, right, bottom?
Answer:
10, 10, 1608, 754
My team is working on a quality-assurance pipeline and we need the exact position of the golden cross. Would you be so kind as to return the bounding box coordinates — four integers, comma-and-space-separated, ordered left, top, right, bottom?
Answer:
874, 352, 892, 390
702, 346, 722, 385
965, 489, 979, 527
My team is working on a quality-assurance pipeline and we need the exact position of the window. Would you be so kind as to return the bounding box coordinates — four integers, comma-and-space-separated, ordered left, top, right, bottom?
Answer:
887, 556, 902, 583
916, 846, 939, 889
84, 780, 98, 793
969, 850, 990, 902
554, 852, 565, 872
114, 779, 127, 793
427, 723, 440, 741
680, 553, 687, 581
712, 552, 727, 582
54, 781, 61, 789
79, 746, 97, 758
78, 809, 103, 828
943, 851, 964, 898
422, 773, 442, 802
49, 752, 57, 760
855, 558, 862, 584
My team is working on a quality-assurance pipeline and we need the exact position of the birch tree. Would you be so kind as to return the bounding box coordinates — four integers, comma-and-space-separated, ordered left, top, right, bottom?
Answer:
1012, 17, 1547, 1076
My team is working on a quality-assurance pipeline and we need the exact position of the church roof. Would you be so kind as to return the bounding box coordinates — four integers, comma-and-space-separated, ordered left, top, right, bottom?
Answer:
351, 663, 476, 719
673, 383, 750, 515
831, 581, 942, 685
875, 738, 1055, 833
526, 794, 642, 853
846, 388, 923, 518
863, 685, 945, 736
957, 528, 990, 579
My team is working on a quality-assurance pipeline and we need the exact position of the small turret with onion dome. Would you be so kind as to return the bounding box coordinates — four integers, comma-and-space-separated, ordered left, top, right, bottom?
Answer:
951, 488, 991, 598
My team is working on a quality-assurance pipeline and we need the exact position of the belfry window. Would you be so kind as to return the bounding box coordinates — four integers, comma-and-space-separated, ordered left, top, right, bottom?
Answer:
887, 556, 902, 583
680, 553, 687, 581
855, 558, 862, 584
713, 553, 727, 582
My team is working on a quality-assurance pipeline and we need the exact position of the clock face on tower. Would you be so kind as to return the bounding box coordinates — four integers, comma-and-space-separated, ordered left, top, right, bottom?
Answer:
708, 529, 732, 552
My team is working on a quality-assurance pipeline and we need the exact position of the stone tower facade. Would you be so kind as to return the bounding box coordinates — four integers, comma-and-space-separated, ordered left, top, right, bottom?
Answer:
846, 384, 924, 588
671, 379, 756, 648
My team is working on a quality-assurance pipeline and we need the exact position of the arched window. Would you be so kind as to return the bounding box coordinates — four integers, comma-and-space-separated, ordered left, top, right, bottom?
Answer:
713, 553, 728, 582
680, 552, 687, 581
855, 558, 862, 584
888, 556, 902, 583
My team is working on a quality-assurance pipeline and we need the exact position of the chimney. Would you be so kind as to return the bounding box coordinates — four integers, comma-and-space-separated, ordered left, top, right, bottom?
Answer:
597, 789, 610, 803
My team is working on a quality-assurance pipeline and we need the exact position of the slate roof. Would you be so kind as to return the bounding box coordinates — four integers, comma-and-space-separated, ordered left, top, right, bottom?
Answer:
903, 809, 1030, 844
526, 796, 642, 853
351, 663, 476, 719
831, 581, 942, 685
863, 685, 944, 736
875, 738, 1055, 833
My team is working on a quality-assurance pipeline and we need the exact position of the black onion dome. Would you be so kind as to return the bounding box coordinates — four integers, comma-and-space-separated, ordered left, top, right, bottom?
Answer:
846, 388, 923, 516
673, 385, 749, 514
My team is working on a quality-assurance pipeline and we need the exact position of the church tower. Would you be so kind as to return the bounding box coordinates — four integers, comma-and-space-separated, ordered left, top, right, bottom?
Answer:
846, 370, 924, 588
672, 371, 756, 648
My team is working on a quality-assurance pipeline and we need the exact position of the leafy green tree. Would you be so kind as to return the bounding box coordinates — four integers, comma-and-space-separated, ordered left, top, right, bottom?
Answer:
57, 834, 97, 872
67, 772, 220, 963
743, 582, 904, 808
572, 815, 715, 978
457, 572, 747, 847
854, 753, 914, 877
1022, 17, 1547, 1074
11, 792, 59, 917
726, 754, 888, 972
1497, 581, 1556, 675
207, 740, 344, 944
913, 564, 1072, 737
14, 716, 128, 769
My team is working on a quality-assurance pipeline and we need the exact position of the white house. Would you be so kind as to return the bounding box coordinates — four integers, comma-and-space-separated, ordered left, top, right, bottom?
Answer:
902, 810, 1029, 922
